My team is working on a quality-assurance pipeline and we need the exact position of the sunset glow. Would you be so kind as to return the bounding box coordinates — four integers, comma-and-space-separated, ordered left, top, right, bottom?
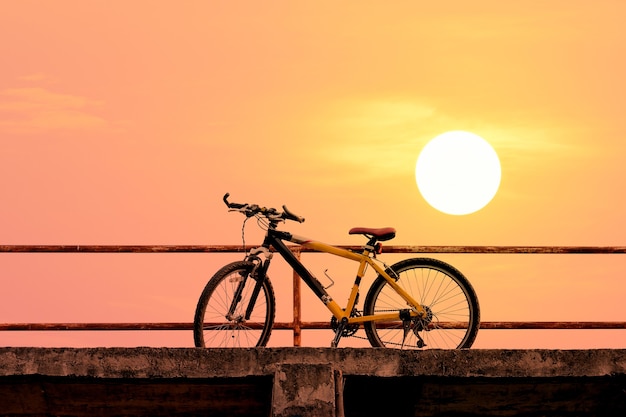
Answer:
416, 131, 501, 215
1, 1, 625, 349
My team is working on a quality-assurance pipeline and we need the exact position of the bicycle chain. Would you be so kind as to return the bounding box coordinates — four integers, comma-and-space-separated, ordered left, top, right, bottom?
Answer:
339, 309, 431, 348
334, 309, 398, 343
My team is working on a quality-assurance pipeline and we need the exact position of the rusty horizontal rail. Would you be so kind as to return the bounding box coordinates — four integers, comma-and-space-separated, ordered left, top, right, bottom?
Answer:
1, 322, 626, 332
2, 244, 626, 346
2, 245, 626, 253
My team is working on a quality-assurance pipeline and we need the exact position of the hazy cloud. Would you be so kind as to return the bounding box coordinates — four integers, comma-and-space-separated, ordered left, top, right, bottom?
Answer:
0, 87, 109, 134
17, 73, 51, 82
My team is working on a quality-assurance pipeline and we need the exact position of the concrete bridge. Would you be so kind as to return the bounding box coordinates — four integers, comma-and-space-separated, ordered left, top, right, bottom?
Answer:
1, 347, 626, 416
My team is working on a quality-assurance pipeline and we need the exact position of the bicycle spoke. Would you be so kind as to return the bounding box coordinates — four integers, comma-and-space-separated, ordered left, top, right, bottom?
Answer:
364, 258, 479, 349
194, 262, 275, 347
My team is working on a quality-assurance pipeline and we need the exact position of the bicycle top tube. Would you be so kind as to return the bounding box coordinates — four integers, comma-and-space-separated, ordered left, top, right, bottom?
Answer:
270, 230, 364, 262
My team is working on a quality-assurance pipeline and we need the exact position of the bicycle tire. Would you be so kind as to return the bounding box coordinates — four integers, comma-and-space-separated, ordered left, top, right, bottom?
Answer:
363, 257, 480, 349
193, 261, 275, 347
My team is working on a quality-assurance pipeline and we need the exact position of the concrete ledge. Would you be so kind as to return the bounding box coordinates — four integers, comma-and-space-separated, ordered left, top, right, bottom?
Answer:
2, 347, 626, 378
1, 348, 626, 416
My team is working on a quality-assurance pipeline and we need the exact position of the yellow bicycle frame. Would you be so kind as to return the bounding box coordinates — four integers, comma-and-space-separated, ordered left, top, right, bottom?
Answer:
268, 230, 428, 325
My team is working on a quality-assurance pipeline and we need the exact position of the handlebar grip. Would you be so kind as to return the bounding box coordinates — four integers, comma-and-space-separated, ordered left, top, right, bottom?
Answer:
282, 205, 305, 223
223, 193, 247, 209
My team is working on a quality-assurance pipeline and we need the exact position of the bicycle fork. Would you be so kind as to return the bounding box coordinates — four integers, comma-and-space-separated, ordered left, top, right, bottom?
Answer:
227, 250, 272, 323
226, 273, 263, 323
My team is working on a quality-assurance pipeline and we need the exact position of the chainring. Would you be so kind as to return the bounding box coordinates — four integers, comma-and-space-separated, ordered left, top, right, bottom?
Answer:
330, 309, 361, 337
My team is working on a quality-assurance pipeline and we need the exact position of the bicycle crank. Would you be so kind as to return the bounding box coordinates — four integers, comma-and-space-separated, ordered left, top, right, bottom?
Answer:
330, 309, 361, 337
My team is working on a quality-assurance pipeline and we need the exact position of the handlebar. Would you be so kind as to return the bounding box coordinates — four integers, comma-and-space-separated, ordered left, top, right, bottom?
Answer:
223, 193, 305, 223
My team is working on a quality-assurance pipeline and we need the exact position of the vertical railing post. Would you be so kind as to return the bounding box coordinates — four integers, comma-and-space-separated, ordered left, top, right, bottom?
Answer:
292, 248, 302, 347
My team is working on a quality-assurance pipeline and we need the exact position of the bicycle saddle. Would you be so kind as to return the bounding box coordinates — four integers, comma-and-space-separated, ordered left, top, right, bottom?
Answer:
349, 227, 396, 241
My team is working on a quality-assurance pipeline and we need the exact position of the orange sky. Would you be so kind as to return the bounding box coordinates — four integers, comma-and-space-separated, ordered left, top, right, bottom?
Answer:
1, 1, 625, 348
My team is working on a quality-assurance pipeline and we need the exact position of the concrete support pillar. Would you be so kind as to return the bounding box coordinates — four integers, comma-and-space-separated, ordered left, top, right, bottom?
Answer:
272, 363, 343, 417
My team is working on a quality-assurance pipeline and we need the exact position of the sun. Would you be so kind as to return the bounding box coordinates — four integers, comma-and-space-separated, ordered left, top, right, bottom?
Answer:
415, 131, 501, 215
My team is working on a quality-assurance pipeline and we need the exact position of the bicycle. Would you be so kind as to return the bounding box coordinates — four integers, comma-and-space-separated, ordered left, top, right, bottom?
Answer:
193, 193, 480, 349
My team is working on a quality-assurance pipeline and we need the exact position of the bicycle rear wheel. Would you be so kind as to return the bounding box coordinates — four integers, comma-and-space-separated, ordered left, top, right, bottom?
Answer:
364, 258, 480, 349
193, 261, 275, 347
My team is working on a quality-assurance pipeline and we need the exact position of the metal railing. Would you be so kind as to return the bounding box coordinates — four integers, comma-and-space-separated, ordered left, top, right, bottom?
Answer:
2, 244, 626, 346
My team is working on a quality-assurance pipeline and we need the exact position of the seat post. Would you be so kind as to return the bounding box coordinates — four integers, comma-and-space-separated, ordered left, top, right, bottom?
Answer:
363, 236, 377, 253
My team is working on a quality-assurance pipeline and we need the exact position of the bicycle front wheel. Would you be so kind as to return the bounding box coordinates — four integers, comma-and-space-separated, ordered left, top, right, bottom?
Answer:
193, 261, 275, 347
364, 258, 480, 349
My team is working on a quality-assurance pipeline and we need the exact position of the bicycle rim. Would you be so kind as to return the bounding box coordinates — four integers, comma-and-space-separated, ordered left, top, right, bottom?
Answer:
364, 258, 480, 349
194, 262, 275, 347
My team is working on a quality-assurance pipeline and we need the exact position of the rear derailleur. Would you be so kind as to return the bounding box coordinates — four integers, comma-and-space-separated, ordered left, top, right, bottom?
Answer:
401, 308, 431, 349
